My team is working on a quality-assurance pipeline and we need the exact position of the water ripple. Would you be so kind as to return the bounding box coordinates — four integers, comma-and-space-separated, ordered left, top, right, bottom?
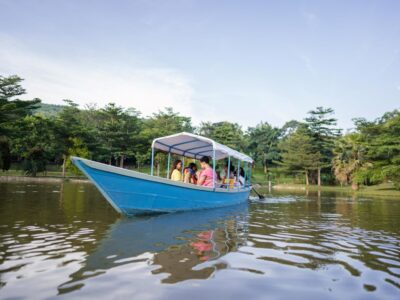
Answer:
1, 183, 400, 299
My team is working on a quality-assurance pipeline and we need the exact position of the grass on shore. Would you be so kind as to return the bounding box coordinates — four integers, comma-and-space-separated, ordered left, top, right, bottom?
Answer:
269, 182, 400, 198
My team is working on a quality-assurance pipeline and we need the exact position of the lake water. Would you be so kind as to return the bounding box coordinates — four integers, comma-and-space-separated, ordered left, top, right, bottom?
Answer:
0, 181, 399, 300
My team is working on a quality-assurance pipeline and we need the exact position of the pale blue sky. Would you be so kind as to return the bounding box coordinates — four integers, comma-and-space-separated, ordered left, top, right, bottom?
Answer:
0, 0, 399, 130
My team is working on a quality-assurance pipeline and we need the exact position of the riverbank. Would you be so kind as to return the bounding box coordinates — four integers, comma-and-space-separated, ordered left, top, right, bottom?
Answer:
0, 175, 89, 184
2, 172, 399, 198
270, 183, 400, 198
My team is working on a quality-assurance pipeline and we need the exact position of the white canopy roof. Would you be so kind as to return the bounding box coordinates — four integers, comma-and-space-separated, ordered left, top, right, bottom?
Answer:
152, 132, 253, 163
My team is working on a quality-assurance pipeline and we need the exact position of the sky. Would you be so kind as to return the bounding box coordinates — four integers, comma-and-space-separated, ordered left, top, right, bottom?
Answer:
0, 0, 399, 131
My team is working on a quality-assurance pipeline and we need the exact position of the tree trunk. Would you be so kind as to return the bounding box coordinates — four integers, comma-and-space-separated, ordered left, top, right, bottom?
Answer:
120, 155, 124, 168
352, 182, 359, 191
317, 167, 321, 187
62, 154, 67, 178
305, 170, 309, 186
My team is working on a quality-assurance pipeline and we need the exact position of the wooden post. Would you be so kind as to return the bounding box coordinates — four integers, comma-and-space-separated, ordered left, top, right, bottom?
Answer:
62, 154, 67, 178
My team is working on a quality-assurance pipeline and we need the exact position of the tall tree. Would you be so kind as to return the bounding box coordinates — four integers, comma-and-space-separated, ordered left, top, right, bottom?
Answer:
305, 107, 341, 186
353, 110, 400, 188
246, 122, 281, 176
278, 125, 320, 186
11, 115, 55, 176
198, 121, 245, 151
140, 108, 193, 174
332, 133, 367, 189
0, 75, 40, 171
97, 103, 141, 167
54, 100, 85, 177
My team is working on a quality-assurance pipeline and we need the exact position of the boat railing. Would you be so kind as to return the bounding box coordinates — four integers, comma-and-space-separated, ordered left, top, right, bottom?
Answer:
150, 133, 253, 189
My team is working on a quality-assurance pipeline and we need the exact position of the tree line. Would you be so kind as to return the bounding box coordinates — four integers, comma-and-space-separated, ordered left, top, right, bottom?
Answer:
1, 75, 399, 189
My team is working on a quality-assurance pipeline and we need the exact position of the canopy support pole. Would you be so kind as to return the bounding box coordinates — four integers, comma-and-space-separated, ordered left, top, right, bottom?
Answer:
243, 162, 247, 187
182, 156, 185, 177
249, 162, 252, 185
167, 151, 171, 179
227, 156, 231, 190
237, 159, 241, 189
150, 147, 155, 176
212, 149, 216, 189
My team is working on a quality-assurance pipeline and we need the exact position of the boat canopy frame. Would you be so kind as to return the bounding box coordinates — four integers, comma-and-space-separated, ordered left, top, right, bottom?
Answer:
151, 132, 253, 163
150, 132, 253, 188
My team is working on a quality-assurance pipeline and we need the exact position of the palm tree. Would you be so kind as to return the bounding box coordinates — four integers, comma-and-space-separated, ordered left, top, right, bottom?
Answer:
332, 133, 366, 188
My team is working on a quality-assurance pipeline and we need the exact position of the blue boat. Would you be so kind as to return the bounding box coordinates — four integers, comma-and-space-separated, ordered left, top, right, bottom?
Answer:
72, 132, 253, 215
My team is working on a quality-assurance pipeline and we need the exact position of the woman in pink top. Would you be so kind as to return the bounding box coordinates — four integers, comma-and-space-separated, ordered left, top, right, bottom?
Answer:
197, 156, 217, 187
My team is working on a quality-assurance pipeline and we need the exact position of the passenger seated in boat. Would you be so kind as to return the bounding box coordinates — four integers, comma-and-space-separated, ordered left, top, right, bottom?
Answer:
197, 156, 217, 187
215, 165, 222, 181
238, 167, 245, 186
222, 164, 235, 187
184, 162, 198, 184
170, 159, 182, 181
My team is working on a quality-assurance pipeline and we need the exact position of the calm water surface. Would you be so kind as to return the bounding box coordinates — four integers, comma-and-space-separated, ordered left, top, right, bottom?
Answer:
0, 182, 399, 299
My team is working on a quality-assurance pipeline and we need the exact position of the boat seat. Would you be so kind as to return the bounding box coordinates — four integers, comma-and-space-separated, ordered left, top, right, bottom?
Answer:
222, 178, 236, 188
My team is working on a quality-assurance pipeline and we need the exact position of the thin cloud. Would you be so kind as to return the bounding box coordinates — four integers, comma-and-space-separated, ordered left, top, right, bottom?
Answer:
302, 11, 317, 25
0, 35, 196, 119
299, 55, 317, 76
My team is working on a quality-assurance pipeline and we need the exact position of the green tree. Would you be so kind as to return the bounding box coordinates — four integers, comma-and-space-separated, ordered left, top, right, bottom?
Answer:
246, 122, 281, 176
198, 121, 245, 151
0, 75, 40, 133
281, 120, 301, 137
140, 108, 193, 174
0, 136, 11, 171
305, 107, 341, 186
332, 133, 367, 188
54, 100, 86, 177
0, 75, 40, 171
65, 137, 91, 175
11, 115, 55, 176
353, 110, 400, 188
278, 125, 320, 185
97, 103, 141, 167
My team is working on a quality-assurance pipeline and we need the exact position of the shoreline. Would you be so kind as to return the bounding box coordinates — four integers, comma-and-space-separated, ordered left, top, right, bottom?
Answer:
1, 175, 399, 198
268, 183, 400, 198
0, 175, 90, 184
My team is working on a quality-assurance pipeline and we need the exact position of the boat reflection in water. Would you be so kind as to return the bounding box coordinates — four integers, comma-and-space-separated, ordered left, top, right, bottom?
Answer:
59, 203, 248, 292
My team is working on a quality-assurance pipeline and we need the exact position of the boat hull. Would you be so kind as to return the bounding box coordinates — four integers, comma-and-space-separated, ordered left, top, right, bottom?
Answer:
72, 157, 250, 215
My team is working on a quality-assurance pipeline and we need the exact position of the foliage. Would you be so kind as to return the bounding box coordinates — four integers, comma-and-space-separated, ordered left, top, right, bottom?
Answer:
353, 111, 400, 188
22, 147, 47, 176
0, 75, 40, 136
33, 103, 65, 116
96, 103, 140, 166
247, 122, 281, 172
332, 133, 367, 185
304, 107, 341, 184
0, 75, 41, 170
65, 138, 91, 175
278, 125, 321, 185
0, 136, 11, 171
1, 73, 399, 190
198, 121, 245, 151
140, 107, 193, 165
10, 115, 56, 175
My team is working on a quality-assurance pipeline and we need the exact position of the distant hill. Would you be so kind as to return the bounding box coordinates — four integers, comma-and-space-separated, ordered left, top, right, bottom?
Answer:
33, 103, 65, 116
